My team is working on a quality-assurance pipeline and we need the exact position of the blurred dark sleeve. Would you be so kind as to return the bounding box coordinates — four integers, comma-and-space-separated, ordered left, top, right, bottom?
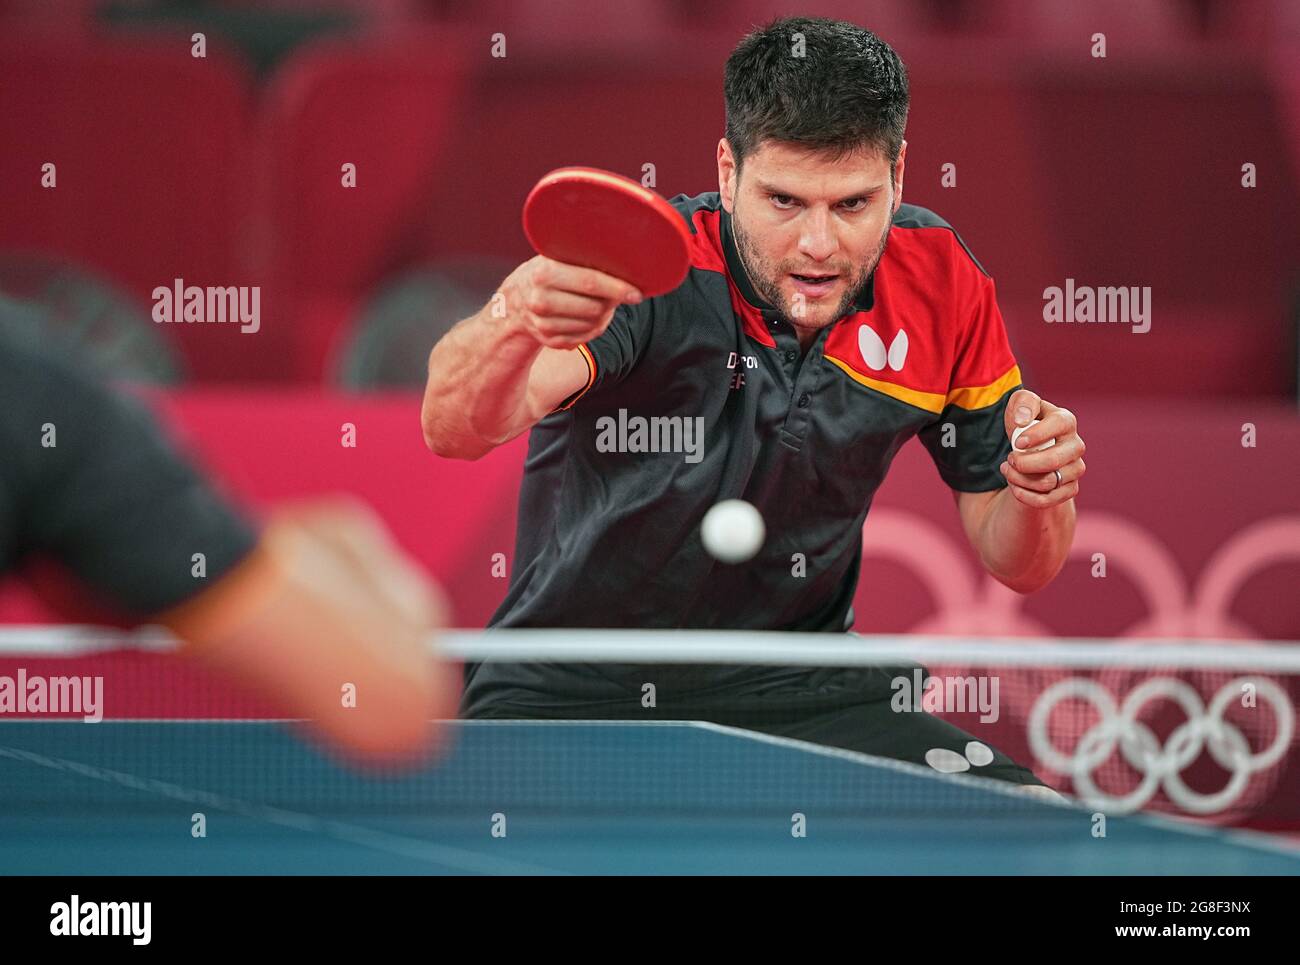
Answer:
0, 321, 258, 616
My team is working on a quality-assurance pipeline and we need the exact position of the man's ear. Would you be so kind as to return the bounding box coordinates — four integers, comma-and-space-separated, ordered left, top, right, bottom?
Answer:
717, 138, 738, 212
892, 139, 907, 214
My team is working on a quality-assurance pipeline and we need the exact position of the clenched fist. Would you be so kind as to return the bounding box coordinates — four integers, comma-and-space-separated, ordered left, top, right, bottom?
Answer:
498, 254, 643, 350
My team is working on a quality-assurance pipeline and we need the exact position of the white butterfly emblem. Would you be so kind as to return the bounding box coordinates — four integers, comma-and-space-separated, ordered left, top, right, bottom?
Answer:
858, 324, 908, 372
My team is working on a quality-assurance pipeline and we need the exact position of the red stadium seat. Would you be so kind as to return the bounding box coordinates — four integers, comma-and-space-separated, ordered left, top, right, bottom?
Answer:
252, 28, 469, 380
0, 33, 258, 381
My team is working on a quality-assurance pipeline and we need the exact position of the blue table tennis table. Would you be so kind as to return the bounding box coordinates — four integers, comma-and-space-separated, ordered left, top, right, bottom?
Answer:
2, 719, 1298, 875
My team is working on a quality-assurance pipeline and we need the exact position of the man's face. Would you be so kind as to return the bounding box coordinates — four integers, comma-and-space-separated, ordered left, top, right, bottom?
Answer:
719, 139, 905, 339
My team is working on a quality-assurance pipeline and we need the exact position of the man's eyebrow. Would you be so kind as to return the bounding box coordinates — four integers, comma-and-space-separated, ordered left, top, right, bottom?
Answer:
755, 180, 887, 202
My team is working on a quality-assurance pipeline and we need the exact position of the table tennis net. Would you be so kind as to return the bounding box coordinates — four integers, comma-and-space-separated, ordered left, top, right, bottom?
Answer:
0, 627, 1296, 829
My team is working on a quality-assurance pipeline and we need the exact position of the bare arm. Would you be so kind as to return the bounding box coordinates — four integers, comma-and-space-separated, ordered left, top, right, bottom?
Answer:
421, 255, 641, 460
954, 389, 1084, 594
158, 498, 458, 763
955, 486, 1075, 593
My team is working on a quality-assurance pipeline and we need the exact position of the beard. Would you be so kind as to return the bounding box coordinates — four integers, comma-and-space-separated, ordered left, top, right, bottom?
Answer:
732, 207, 891, 333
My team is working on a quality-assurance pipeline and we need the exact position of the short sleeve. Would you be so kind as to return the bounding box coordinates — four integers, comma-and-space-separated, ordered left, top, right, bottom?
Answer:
917, 273, 1022, 492
0, 327, 258, 615
553, 298, 657, 410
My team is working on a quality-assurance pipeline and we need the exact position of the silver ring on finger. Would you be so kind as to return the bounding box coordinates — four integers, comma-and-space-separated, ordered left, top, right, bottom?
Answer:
1053, 469, 1063, 489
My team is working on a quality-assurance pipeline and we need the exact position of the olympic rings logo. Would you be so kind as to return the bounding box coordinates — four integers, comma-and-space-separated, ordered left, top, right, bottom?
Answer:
860, 509, 1300, 818
1027, 676, 1295, 814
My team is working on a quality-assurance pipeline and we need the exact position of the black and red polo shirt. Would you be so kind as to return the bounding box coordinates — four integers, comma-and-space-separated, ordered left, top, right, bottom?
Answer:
462, 192, 1022, 711
0, 305, 257, 617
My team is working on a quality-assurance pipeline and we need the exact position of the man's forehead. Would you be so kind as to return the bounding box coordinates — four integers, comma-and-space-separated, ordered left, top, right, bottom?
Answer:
744, 140, 891, 189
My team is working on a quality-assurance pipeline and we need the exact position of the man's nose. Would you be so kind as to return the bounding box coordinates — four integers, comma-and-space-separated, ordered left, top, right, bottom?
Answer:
798, 209, 838, 262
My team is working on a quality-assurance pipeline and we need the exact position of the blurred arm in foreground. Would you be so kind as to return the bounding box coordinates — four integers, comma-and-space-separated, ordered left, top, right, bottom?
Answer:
0, 300, 457, 763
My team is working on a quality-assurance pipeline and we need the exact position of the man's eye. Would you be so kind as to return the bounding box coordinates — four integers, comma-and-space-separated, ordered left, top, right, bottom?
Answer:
840, 198, 869, 211
771, 194, 797, 209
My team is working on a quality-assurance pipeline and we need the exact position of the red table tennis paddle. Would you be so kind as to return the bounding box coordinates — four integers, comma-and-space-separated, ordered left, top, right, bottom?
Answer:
522, 166, 692, 297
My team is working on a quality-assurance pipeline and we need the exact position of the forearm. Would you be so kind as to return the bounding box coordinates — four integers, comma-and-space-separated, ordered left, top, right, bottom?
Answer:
421, 306, 542, 460
422, 255, 638, 459
975, 486, 1076, 593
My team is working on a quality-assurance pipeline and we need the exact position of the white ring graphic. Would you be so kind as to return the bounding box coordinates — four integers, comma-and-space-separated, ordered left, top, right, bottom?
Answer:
1028, 676, 1294, 815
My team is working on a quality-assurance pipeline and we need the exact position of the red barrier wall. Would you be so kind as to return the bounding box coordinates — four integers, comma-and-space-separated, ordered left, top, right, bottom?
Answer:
1, 389, 1295, 639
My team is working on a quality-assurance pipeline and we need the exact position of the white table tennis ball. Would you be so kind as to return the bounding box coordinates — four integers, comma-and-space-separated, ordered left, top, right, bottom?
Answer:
1011, 419, 1055, 452
701, 499, 765, 564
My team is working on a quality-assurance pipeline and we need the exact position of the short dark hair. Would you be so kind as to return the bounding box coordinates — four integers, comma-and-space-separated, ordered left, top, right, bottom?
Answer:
724, 17, 909, 175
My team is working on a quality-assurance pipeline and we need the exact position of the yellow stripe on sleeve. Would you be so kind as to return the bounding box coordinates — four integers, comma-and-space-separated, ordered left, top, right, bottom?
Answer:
824, 356, 947, 413
945, 365, 1022, 411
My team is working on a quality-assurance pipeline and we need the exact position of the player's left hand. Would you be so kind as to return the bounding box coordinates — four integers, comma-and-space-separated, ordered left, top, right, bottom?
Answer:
999, 389, 1085, 509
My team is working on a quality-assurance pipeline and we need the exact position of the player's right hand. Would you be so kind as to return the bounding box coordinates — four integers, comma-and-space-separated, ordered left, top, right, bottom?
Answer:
500, 254, 643, 350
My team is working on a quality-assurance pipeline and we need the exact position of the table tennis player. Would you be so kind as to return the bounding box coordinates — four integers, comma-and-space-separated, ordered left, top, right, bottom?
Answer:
0, 301, 456, 762
422, 17, 1085, 787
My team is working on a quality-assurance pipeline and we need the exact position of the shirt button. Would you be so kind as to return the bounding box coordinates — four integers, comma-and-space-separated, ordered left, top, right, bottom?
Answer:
797, 392, 811, 408
785, 351, 797, 364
